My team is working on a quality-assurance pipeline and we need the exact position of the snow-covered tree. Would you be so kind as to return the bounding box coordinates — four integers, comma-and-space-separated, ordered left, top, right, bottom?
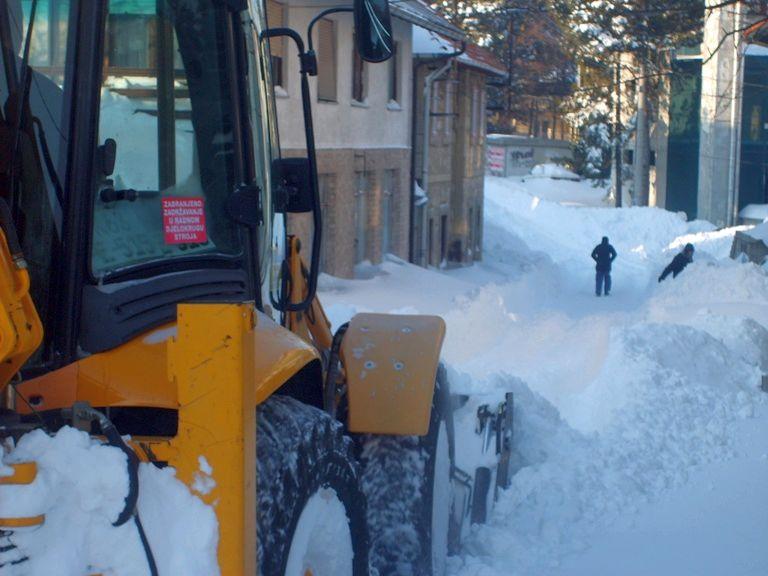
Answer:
573, 110, 612, 180
556, 0, 706, 205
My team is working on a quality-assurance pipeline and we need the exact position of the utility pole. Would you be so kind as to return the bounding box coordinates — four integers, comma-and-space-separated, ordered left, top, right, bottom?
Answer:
614, 59, 623, 208
633, 55, 650, 206
506, 2, 516, 130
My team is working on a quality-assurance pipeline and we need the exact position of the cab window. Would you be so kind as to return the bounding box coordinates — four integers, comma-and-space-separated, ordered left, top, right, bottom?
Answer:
92, 0, 242, 279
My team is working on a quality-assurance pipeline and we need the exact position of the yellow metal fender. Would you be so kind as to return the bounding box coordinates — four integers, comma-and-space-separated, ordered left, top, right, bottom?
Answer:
341, 313, 446, 435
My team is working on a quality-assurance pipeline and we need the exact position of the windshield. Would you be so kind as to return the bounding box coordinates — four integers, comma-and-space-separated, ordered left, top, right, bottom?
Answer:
92, 0, 243, 279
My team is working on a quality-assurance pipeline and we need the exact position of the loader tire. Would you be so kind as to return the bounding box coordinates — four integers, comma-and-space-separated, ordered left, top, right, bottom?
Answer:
257, 395, 369, 576
357, 366, 454, 576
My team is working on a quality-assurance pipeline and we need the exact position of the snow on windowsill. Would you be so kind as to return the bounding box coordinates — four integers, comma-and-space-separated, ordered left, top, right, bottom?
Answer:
739, 203, 768, 221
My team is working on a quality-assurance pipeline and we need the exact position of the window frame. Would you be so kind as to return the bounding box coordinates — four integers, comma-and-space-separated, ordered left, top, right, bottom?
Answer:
388, 41, 398, 103
265, 0, 287, 92
351, 33, 366, 103
316, 17, 337, 103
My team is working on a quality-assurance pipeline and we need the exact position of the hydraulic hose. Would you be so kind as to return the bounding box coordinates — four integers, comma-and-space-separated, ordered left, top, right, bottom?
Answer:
62, 404, 158, 576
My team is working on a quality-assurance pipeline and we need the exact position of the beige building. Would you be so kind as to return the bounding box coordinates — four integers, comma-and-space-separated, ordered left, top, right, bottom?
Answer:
267, 0, 458, 277
411, 28, 506, 267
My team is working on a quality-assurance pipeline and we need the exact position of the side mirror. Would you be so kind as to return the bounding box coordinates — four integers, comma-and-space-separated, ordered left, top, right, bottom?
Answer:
97, 138, 117, 177
273, 158, 315, 213
353, 0, 394, 63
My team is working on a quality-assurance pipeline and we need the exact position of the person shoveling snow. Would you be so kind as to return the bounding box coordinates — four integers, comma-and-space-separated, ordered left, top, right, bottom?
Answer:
659, 243, 695, 282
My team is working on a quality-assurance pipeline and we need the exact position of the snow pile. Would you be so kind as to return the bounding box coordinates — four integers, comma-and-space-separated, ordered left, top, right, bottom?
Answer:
1, 427, 219, 576
528, 164, 581, 181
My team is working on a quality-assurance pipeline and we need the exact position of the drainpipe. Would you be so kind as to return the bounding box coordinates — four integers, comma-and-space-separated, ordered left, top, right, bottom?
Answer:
726, 5, 744, 226
409, 62, 422, 263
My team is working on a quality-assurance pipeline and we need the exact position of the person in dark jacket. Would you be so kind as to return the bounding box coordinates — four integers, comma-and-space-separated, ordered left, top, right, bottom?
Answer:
591, 236, 617, 296
658, 243, 695, 282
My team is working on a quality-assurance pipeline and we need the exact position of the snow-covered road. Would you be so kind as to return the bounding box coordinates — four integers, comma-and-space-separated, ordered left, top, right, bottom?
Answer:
321, 176, 768, 576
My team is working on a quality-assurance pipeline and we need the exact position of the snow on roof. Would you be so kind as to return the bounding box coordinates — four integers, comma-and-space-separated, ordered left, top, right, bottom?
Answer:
412, 26, 507, 77
391, 0, 464, 41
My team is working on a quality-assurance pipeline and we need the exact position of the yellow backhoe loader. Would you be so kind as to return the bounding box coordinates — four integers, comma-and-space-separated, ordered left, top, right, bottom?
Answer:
0, 0, 513, 574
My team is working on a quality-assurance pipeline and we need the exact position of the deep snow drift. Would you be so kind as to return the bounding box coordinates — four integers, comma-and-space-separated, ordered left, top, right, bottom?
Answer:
321, 176, 768, 576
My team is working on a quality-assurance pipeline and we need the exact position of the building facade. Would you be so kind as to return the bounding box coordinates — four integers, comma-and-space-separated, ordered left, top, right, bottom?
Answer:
268, 0, 459, 278
411, 28, 506, 267
652, 2, 768, 227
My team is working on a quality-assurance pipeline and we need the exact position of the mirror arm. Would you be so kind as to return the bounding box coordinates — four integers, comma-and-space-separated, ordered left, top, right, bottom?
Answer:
306, 7, 353, 54
259, 28, 324, 312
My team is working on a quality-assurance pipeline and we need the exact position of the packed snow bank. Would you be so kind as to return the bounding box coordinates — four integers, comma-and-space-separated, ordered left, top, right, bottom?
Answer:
1, 427, 219, 576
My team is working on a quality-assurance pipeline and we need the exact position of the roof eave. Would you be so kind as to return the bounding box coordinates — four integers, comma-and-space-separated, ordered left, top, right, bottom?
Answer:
413, 53, 507, 77
391, 3, 465, 41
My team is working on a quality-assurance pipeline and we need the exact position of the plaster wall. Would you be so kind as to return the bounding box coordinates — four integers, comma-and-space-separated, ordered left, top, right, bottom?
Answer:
274, 7, 412, 150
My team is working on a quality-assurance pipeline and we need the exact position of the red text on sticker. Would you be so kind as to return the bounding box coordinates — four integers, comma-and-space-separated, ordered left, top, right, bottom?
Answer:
162, 197, 208, 244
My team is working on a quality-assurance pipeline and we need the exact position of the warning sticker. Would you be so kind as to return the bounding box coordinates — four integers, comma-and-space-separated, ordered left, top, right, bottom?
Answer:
162, 197, 208, 244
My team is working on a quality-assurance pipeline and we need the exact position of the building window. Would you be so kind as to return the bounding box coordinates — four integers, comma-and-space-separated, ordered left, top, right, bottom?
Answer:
381, 170, 396, 255
107, 14, 153, 69
266, 0, 286, 90
352, 35, 366, 102
428, 217, 434, 265
440, 214, 448, 263
471, 84, 485, 141
444, 80, 453, 136
354, 172, 368, 263
388, 42, 399, 103
317, 18, 337, 102
431, 81, 441, 136
318, 174, 335, 272
475, 203, 482, 251
468, 206, 474, 256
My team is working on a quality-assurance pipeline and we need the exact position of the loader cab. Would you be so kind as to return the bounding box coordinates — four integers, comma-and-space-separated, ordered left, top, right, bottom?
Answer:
0, 0, 278, 372
0, 0, 394, 376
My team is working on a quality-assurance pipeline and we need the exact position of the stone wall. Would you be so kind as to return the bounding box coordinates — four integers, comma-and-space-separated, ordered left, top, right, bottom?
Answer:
285, 147, 411, 278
